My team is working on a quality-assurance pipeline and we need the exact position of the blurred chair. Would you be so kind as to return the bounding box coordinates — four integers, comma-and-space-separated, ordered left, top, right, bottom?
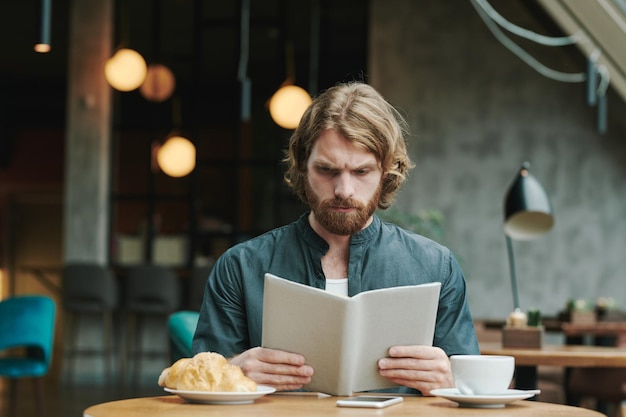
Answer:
566, 328, 626, 417
168, 310, 200, 362
61, 263, 119, 385
123, 264, 180, 385
0, 295, 56, 417
187, 262, 214, 311
567, 367, 626, 417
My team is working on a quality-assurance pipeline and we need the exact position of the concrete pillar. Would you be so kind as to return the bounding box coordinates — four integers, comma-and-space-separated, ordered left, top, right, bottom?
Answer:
64, 0, 113, 264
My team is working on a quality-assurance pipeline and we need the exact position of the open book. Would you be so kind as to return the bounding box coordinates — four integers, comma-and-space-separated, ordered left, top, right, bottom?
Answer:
261, 273, 441, 396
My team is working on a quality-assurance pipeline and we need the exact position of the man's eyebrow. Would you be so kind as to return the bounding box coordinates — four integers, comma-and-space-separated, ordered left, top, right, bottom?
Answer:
311, 159, 332, 168
312, 160, 379, 171
353, 162, 379, 170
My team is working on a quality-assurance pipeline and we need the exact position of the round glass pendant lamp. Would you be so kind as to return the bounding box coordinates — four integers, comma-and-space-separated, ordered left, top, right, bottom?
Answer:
139, 64, 176, 102
156, 136, 196, 178
105, 48, 147, 92
269, 85, 312, 129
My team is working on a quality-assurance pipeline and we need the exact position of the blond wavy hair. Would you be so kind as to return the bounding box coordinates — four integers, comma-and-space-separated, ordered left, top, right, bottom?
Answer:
283, 82, 414, 209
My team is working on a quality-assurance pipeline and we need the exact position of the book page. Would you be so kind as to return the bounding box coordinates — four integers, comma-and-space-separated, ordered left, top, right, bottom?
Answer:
262, 273, 351, 394
261, 273, 441, 395
347, 283, 441, 393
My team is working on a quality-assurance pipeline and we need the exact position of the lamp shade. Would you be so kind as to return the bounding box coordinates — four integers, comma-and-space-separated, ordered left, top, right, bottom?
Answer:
504, 162, 554, 241
156, 136, 196, 178
105, 48, 147, 92
269, 85, 312, 129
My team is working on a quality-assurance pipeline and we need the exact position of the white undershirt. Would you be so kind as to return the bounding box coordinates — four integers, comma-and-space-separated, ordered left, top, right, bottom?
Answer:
325, 278, 348, 297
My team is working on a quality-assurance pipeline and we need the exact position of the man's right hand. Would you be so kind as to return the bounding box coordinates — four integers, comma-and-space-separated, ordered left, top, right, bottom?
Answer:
229, 347, 314, 391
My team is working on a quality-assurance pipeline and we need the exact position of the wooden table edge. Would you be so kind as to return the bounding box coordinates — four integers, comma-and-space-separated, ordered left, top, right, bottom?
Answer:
83, 393, 606, 417
480, 342, 626, 367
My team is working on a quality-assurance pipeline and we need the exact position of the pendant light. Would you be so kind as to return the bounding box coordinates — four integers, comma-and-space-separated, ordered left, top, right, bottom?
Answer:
155, 97, 196, 178
105, 4, 147, 92
138, 1, 176, 102
268, 40, 312, 129
156, 135, 196, 178
140, 64, 176, 102
34, 0, 52, 53
269, 84, 312, 129
105, 48, 147, 92
268, 0, 320, 130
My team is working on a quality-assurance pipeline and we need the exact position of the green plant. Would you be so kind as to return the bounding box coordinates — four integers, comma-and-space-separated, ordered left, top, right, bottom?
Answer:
377, 208, 445, 242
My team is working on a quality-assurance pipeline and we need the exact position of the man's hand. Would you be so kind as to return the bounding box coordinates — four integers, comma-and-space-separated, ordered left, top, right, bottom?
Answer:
377, 345, 454, 395
229, 347, 314, 391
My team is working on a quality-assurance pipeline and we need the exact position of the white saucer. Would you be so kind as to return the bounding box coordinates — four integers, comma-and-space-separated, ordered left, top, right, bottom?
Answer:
164, 385, 276, 404
430, 388, 541, 408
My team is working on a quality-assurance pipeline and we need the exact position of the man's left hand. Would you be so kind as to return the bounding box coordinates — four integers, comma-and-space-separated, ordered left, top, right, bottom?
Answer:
377, 345, 454, 395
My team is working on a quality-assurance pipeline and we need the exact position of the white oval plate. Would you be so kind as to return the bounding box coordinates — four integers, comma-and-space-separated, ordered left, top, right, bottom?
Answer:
430, 388, 540, 408
164, 385, 276, 404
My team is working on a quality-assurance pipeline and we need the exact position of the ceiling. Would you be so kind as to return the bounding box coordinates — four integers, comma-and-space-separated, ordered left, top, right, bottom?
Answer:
536, 0, 626, 103
5, 0, 623, 161
0, 0, 368, 133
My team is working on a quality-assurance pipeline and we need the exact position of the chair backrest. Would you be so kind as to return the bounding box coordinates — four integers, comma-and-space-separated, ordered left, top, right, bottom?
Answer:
124, 264, 181, 313
168, 310, 200, 362
62, 263, 119, 312
0, 295, 56, 369
188, 263, 214, 311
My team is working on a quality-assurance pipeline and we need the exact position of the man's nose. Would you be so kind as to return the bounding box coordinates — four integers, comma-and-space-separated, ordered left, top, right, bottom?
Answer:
334, 172, 355, 200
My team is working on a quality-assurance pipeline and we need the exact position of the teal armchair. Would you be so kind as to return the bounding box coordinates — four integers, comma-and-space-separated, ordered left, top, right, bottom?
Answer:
168, 310, 200, 362
0, 294, 56, 417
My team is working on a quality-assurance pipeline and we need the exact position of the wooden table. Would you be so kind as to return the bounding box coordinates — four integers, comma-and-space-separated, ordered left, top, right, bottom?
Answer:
562, 322, 626, 346
481, 342, 626, 367
480, 342, 626, 390
83, 393, 605, 417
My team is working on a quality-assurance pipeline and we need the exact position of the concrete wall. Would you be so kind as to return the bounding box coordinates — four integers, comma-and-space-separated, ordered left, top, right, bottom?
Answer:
370, 0, 626, 319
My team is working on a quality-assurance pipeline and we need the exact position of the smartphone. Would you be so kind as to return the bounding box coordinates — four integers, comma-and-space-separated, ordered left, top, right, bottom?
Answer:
336, 396, 403, 408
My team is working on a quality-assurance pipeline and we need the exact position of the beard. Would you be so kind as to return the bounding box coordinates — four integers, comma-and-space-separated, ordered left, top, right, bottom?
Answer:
305, 181, 382, 236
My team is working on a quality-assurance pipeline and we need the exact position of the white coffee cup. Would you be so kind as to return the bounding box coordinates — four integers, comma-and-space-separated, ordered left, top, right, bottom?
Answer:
450, 355, 514, 395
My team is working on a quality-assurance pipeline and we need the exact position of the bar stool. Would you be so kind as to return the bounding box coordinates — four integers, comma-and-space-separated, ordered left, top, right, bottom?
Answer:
122, 264, 180, 386
61, 263, 119, 385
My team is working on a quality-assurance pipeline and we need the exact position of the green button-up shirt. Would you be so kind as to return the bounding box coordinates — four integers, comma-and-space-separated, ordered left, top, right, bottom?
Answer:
192, 212, 479, 362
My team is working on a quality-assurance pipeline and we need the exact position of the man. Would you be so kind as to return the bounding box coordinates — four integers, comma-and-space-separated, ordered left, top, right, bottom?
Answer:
192, 82, 479, 395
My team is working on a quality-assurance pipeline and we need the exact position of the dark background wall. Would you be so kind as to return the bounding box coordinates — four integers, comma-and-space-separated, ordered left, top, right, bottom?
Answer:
1, 0, 625, 321
370, 0, 626, 319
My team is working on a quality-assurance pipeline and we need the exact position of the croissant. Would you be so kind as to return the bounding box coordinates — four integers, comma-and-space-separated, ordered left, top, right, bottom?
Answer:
158, 351, 257, 392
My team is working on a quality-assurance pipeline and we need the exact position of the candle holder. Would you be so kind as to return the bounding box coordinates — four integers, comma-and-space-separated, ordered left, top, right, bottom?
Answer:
502, 308, 544, 348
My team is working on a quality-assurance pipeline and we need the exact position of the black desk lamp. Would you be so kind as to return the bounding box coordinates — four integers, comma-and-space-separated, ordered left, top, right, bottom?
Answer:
504, 162, 554, 313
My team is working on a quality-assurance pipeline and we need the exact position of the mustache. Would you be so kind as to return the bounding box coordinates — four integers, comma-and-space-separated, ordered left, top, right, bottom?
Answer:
323, 198, 363, 209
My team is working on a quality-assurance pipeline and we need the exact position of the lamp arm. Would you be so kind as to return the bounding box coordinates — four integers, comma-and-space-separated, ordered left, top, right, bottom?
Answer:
506, 235, 521, 311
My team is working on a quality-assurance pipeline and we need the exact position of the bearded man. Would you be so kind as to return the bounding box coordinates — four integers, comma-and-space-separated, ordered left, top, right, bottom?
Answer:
192, 82, 479, 396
